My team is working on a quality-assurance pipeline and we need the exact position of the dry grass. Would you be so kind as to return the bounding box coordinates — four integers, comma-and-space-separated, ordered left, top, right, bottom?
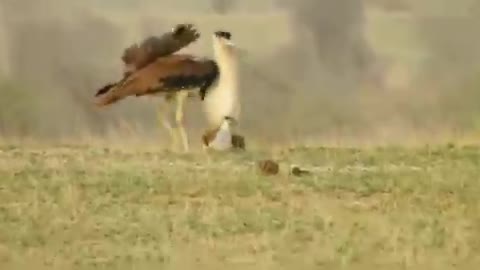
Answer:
1, 2, 480, 269
0, 143, 479, 269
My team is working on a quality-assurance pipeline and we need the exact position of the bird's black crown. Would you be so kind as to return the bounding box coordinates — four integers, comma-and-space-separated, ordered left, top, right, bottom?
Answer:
214, 31, 232, 40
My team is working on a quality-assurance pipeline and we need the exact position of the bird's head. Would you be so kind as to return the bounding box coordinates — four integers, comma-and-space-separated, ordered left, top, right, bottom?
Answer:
212, 30, 236, 60
213, 30, 234, 47
214, 31, 232, 40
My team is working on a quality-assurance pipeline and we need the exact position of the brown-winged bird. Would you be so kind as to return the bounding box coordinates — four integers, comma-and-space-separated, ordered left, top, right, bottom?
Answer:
94, 29, 240, 153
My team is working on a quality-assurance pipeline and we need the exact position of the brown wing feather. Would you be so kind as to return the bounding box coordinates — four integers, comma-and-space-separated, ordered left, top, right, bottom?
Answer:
155, 23, 201, 56
121, 24, 200, 75
94, 55, 218, 106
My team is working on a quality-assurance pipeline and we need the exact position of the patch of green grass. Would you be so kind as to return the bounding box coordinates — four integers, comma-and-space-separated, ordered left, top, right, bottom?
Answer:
0, 144, 480, 269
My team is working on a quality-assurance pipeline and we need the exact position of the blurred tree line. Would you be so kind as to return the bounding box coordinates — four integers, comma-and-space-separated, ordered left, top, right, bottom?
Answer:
1, 0, 480, 140
211, 0, 233, 14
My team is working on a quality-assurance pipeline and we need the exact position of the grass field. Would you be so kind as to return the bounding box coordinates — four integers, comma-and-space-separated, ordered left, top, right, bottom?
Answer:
0, 143, 480, 269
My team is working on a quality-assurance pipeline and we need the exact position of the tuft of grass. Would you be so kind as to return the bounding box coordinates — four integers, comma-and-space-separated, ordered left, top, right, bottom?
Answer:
0, 144, 480, 269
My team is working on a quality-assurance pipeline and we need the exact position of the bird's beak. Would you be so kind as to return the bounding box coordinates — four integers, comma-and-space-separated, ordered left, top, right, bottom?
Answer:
225, 40, 236, 47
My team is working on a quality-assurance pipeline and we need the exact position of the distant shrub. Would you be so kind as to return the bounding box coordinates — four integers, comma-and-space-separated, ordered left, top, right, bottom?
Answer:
211, 0, 234, 14
0, 80, 40, 136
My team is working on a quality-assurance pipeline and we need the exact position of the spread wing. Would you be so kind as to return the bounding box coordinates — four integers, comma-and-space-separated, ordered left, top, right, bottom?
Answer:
94, 55, 218, 106
152, 23, 201, 57
121, 23, 200, 75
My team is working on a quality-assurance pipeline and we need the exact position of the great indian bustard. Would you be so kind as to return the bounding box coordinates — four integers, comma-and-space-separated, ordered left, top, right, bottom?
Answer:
94, 26, 240, 152
201, 31, 243, 151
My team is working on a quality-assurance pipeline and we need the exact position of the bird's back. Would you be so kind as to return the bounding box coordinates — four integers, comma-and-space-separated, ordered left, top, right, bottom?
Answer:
94, 54, 219, 106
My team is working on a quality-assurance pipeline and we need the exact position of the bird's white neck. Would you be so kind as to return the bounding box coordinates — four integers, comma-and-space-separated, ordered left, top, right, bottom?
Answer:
204, 37, 241, 128
213, 39, 238, 81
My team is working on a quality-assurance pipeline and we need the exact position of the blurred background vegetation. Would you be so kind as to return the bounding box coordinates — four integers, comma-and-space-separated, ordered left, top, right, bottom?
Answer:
0, 0, 479, 145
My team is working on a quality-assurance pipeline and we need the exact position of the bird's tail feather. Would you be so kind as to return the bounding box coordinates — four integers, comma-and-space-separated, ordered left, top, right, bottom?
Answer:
93, 83, 123, 106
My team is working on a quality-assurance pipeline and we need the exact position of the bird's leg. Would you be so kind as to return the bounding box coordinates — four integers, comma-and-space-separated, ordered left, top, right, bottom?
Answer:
158, 98, 178, 151
174, 92, 189, 153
